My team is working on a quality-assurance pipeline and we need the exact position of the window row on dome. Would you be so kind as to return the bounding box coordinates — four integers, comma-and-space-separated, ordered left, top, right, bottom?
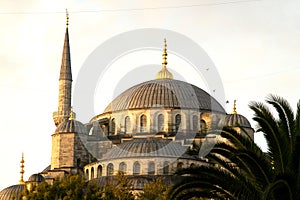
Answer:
85, 160, 198, 180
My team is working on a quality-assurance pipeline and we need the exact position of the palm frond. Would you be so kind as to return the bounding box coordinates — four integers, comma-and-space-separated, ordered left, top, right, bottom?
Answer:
249, 101, 286, 173
263, 178, 293, 200
266, 94, 294, 141
172, 166, 261, 200
294, 100, 300, 137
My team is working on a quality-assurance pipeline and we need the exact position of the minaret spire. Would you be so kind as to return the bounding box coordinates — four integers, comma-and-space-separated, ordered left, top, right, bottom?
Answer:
156, 38, 173, 80
53, 11, 73, 126
19, 152, 25, 184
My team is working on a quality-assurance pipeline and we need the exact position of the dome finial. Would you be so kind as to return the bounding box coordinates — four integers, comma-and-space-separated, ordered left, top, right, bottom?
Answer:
66, 9, 69, 27
162, 38, 167, 67
19, 152, 25, 184
156, 38, 173, 80
232, 100, 237, 114
69, 107, 76, 120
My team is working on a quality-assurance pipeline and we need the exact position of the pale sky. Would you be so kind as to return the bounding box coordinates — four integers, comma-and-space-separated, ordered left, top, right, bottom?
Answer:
1, 0, 300, 190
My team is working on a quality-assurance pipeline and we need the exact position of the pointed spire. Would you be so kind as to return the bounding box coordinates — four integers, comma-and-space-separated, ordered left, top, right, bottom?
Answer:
156, 38, 173, 80
53, 11, 73, 126
59, 10, 72, 81
19, 152, 25, 184
232, 100, 237, 114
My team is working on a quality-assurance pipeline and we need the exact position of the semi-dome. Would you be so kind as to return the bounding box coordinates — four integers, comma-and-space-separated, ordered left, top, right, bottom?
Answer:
55, 119, 87, 134
101, 138, 191, 160
28, 173, 45, 182
0, 184, 25, 200
219, 113, 251, 128
103, 79, 225, 114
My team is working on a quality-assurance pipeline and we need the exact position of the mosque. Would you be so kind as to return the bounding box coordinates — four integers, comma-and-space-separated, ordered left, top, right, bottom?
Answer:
0, 14, 254, 199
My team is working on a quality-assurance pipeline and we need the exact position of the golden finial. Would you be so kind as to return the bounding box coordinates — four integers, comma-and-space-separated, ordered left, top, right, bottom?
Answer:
19, 152, 25, 184
69, 107, 76, 120
66, 9, 69, 27
162, 38, 167, 67
232, 100, 237, 114
156, 38, 173, 80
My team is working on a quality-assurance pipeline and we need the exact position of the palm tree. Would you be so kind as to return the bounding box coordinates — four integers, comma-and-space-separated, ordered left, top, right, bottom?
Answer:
168, 95, 300, 200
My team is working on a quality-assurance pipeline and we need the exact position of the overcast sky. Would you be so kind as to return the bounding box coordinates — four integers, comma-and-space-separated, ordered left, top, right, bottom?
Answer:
1, 0, 300, 190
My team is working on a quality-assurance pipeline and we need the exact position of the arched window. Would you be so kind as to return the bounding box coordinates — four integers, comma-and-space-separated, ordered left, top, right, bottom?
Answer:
133, 161, 141, 175
157, 114, 164, 131
97, 165, 102, 178
148, 161, 155, 175
177, 162, 184, 170
119, 162, 127, 174
125, 116, 130, 134
175, 114, 181, 132
111, 119, 116, 135
192, 115, 198, 131
107, 163, 114, 176
140, 115, 147, 132
200, 120, 207, 134
85, 169, 89, 180
190, 163, 195, 168
91, 167, 94, 179
163, 161, 169, 175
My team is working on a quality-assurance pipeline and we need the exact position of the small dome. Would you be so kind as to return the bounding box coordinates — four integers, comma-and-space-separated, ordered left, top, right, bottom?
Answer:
102, 138, 190, 159
219, 113, 251, 128
56, 119, 87, 134
28, 174, 45, 182
0, 184, 25, 200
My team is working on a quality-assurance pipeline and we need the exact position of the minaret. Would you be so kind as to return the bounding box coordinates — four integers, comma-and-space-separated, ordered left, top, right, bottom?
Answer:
53, 11, 73, 126
156, 38, 173, 80
19, 153, 25, 184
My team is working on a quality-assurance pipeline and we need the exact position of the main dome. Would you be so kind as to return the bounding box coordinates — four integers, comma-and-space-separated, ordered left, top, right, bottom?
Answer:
103, 79, 225, 114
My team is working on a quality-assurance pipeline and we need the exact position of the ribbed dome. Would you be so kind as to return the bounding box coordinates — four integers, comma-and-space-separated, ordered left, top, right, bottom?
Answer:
0, 184, 25, 200
56, 119, 87, 134
28, 174, 45, 182
101, 138, 189, 160
103, 79, 225, 114
219, 114, 251, 128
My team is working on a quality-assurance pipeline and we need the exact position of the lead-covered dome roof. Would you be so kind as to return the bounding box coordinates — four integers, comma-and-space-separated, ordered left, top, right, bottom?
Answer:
0, 184, 25, 200
101, 138, 191, 160
219, 113, 251, 128
55, 119, 87, 134
103, 79, 225, 114
28, 174, 45, 182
